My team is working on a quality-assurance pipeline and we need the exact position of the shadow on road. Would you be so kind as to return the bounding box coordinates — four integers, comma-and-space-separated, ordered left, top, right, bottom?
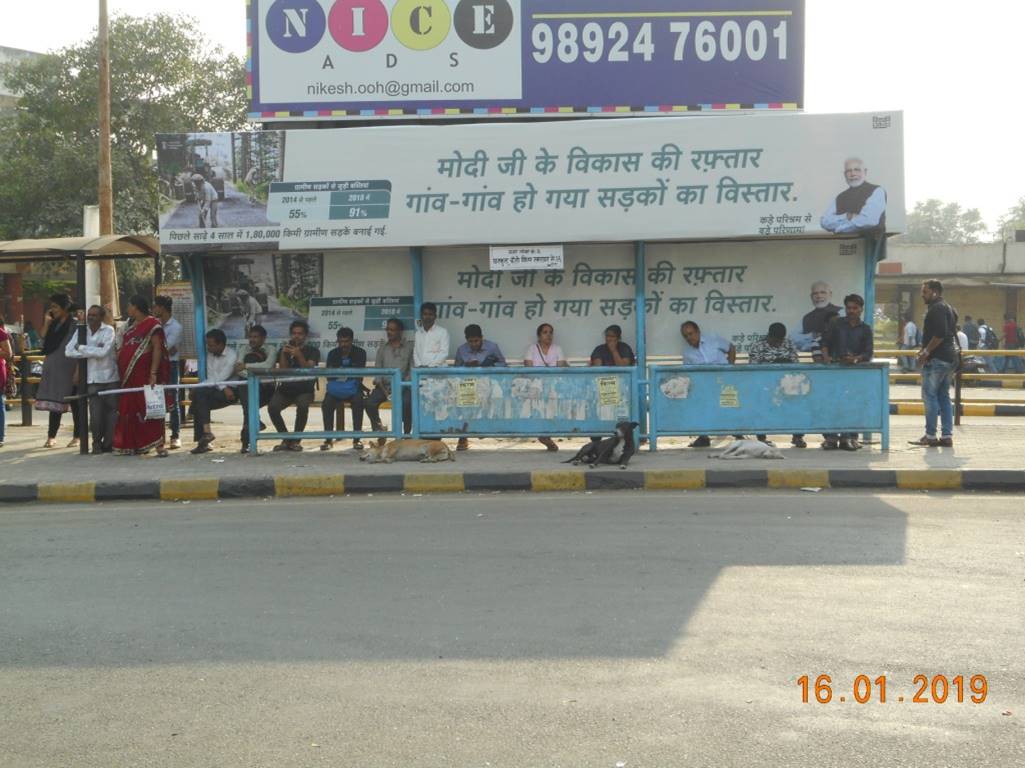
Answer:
0, 494, 906, 666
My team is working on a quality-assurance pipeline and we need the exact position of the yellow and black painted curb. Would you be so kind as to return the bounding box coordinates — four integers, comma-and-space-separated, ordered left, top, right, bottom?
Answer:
4, 468, 1025, 504
890, 403, 1025, 416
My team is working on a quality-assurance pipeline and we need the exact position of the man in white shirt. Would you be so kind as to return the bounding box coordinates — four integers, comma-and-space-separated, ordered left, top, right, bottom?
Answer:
413, 302, 450, 368
153, 295, 184, 449
680, 320, 744, 447
190, 329, 239, 454
193, 173, 219, 228
64, 305, 119, 454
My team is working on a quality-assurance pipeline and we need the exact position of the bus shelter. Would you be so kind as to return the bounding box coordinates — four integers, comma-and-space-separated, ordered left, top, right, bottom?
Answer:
158, 112, 903, 450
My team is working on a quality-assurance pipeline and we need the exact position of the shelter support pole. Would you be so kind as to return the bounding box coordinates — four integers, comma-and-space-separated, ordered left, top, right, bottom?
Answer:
865, 235, 884, 444
634, 241, 648, 439
188, 253, 208, 380
410, 247, 424, 320
410, 248, 424, 439
75, 252, 90, 455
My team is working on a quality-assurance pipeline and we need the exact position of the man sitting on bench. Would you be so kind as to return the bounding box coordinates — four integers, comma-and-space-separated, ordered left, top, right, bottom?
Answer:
191, 329, 239, 454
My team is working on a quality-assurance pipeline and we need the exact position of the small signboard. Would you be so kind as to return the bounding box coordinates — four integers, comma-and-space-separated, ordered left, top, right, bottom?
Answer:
489, 245, 564, 271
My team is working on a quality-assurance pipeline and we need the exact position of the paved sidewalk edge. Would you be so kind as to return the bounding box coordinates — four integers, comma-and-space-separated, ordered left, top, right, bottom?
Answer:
3, 468, 1025, 504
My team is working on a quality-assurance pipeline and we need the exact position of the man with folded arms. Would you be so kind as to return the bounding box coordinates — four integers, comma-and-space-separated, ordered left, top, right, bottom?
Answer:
64, 305, 119, 454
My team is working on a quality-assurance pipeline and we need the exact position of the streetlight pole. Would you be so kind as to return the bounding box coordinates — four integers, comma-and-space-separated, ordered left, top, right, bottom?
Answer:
97, 0, 119, 315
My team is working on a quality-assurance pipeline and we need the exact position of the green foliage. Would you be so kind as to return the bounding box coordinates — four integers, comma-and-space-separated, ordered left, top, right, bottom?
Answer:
997, 197, 1025, 240
23, 278, 75, 301
0, 13, 248, 240
900, 199, 990, 245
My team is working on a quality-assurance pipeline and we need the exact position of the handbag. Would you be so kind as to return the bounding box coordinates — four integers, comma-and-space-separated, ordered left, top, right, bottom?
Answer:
144, 385, 167, 420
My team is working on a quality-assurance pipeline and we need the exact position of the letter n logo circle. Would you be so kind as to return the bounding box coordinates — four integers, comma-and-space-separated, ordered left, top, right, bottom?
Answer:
267, 0, 327, 53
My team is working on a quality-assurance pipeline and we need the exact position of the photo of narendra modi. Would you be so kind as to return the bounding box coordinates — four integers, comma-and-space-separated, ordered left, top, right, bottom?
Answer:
820, 156, 887, 234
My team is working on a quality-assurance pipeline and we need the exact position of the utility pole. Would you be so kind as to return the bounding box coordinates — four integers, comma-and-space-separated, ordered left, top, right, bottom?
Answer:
97, 0, 119, 316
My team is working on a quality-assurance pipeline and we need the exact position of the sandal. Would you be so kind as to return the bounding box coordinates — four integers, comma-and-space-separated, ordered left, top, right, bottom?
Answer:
319, 440, 334, 451
43, 438, 57, 448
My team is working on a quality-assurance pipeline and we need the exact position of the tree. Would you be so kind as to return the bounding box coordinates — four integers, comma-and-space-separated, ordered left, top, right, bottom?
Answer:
0, 13, 248, 241
997, 197, 1025, 241
900, 199, 990, 245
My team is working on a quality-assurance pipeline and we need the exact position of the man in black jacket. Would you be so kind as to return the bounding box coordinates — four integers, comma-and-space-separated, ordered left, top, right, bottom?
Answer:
911, 280, 957, 447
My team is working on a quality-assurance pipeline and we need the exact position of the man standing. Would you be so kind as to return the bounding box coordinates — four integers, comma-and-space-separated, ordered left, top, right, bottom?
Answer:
190, 329, 239, 454
153, 295, 183, 450
977, 318, 998, 372
900, 313, 919, 372
64, 305, 119, 454
453, 323, 507, 451
820, 157, 887, 234
822, 293, 874, 451
237, 324, 275, 453
193, 173, 219, 228
911, 280, 957, 448
748, 322, 806, 448
680, 321, 742, 448
1002, 315, 1023, 373
320, 327, 368, 452
962, 315, 980, 350
413, 302, 450, 368
268, 320, 321, 451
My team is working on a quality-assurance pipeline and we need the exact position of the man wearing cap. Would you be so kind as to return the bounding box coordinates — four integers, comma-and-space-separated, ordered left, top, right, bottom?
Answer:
193, 173, 219, 228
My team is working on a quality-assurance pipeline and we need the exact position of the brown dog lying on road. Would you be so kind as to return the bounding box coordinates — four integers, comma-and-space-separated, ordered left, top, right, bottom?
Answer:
359, 439, 455, 464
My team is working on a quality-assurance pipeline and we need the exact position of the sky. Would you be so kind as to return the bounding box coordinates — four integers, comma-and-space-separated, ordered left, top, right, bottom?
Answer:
2, 0, 1023, 232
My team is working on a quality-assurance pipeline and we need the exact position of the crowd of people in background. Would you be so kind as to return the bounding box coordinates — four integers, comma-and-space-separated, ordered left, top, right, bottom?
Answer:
1, 277, 1015, 455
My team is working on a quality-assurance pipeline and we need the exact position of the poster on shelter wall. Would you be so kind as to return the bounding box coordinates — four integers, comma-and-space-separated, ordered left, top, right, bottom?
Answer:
248, 0, 804, 120
202, 253, 324, 354
158, 110, 904, 253
418, 239, 866, 360
157, 131, 285, 253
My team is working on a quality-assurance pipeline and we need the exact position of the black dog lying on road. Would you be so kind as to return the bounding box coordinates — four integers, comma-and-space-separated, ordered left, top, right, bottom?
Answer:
564, 421, 640, 469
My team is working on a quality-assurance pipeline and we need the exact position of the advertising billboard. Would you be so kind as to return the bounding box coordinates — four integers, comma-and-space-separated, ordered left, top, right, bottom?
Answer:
249, 0, 805, 121
158, 110, 903, 253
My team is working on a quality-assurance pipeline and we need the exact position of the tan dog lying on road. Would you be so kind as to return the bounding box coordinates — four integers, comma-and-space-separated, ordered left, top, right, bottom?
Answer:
359, 439, 455, 464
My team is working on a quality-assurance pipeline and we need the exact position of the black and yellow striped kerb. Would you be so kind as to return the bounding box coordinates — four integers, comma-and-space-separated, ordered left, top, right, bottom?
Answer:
3, 469, 1025, 504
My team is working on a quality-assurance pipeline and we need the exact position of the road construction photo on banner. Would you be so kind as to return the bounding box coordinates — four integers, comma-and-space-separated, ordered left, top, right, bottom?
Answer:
157, 110, 903, 253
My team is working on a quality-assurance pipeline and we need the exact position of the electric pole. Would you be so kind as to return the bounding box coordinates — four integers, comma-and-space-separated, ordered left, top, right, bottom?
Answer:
97, 0, 119, 315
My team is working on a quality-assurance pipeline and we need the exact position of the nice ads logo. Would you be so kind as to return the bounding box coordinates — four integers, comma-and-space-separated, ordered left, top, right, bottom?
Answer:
254, 0, 521, 114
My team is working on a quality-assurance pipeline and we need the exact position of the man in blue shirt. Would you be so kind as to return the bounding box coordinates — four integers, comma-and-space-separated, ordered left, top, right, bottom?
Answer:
454, 324, 506, 368
453, 324, 506, 451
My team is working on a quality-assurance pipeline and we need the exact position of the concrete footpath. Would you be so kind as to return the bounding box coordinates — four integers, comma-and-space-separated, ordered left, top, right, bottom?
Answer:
1, 407, 1023, 503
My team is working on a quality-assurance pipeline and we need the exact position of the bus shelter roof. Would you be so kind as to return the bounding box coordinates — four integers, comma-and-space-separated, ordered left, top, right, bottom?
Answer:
0, 235, 159, 263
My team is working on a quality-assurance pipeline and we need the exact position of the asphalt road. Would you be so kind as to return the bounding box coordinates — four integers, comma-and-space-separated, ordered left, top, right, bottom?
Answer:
1, 493, 1022, 767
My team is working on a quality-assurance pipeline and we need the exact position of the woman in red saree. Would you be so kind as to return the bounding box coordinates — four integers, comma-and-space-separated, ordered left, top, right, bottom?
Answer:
114, 295, 170, 456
